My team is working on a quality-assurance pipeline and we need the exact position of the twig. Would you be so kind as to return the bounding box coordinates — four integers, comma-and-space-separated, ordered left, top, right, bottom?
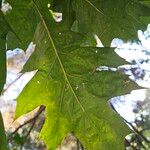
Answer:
20, 113, 38, 149
125, 120, 150, 144
9, 105, 45, 139
124, 139, 137, 150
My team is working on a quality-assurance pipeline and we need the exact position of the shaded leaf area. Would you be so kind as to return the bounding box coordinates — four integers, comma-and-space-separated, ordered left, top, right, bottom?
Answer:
6, 0, 39, 49
0, 37, 6, 94
0, 113, 9, 150
5, 0, 77, 49
16, 15, 139, 149
0, 9, 10, 150
73, 0, 150, 45
0, 10, 9, 93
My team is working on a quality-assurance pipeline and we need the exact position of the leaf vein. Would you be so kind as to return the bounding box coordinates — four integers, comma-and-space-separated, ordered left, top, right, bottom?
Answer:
33, 0, 86, 113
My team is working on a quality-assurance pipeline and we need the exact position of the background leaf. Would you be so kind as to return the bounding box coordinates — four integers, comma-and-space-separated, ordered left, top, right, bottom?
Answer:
0, 10, 9, 93
6, 0, 39, 49
0, 35, 6, 94
0, 113, 9, 150
5, 0, 77, 49
0, 8, 8, 150
73, 0, 150, 45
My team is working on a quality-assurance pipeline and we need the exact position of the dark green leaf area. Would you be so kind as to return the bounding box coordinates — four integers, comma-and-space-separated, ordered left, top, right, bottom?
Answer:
0, 113, 9, 150
73, 0, 150, 45
6, 0, 39, 49
0, 38, 6, 94
16, 22, 139, 149
0, 11, 9, 94
0, 13, 8, 36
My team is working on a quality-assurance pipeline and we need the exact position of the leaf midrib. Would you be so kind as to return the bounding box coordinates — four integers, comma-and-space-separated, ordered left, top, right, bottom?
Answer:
33, 0, 103, 136
27, 1, 123, 144
33, 0, 85, 113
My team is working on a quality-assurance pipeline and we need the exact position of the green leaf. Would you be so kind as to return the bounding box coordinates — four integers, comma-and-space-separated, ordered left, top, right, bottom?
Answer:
0, 35, 6, 94
5, 0, 76, 49
3, 0, 144, 149
0, 0, 2, 8
0, 113, 9, 150
15, 1, 139, 148
140, 1, 150, 8
6, 0, 39, 49
0, 10, 9, 94
73, 0, 150, 45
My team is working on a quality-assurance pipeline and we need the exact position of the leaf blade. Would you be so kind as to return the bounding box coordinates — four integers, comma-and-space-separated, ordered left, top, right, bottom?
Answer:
16, 22, 138, 149
73, 0, 150, 45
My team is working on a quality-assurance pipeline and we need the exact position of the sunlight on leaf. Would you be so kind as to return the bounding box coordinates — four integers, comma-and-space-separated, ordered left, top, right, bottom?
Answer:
1, 0, 149, 149
16, 19, 138, 150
